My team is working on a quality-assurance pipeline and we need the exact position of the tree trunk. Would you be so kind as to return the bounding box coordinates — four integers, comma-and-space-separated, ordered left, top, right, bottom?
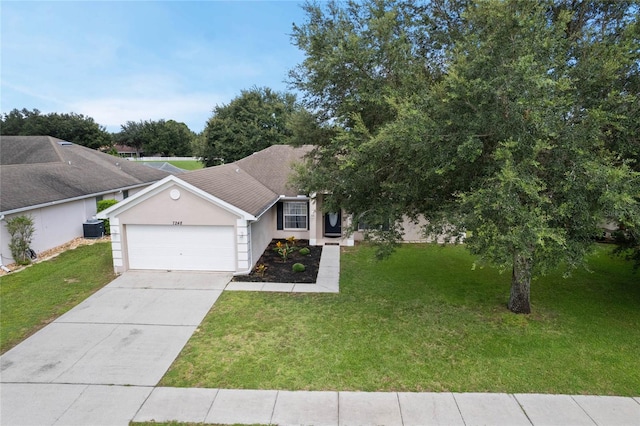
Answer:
508, 252, 532, 314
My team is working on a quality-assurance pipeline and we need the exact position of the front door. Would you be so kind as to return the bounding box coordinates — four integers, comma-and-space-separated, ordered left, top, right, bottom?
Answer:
324, 211, 342, 237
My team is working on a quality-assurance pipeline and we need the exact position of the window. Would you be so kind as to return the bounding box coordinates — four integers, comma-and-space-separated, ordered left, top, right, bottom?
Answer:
283, 201, 308, 229
123, 190, 129, 199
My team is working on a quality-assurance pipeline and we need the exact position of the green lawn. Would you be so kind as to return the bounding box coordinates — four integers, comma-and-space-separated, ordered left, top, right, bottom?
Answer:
160, 243, 640, 396
141, 160, 204, 170
0, 242, 115, 353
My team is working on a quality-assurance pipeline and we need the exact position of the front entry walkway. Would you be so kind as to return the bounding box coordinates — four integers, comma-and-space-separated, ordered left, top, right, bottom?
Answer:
225, 244, 340, 293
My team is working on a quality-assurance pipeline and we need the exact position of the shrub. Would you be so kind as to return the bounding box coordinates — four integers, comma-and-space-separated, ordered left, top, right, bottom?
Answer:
6, 215, 35, 265
299, 247, 311, 256
97, 199, 118, 235
292, 263, 306, 273
274, 240, 297, 261
255, 263, 268, 277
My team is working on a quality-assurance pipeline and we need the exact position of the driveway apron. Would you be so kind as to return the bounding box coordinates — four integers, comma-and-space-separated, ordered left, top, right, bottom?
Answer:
0, 271, 230, 425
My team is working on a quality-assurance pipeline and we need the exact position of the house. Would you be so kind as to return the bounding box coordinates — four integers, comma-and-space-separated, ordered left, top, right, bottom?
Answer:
113, 144, 143, 158
0, 136, 171, 266
98, 144, 432, 275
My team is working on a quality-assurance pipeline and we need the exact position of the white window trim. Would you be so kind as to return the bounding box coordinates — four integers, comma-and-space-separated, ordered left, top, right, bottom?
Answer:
283, 201, 308, 230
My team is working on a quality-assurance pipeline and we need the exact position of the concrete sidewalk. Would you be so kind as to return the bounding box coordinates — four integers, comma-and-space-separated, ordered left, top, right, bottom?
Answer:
131, 388, 640, 426
2, 246, 639, 425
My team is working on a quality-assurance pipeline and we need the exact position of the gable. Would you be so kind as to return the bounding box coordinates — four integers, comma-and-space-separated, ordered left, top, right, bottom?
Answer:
98, 175, 256, 222
116, 184, 241, 226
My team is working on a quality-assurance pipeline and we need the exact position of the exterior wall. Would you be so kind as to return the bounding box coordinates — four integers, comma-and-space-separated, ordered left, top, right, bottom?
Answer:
354, 216, 429, 242
116, 186, 239, 226
272, 199, 311, 241
246, 207, 276, 274
0, 185, 150, 266
1, 199, 98, 265
109, 184, 242, 273
354, 215, 462, 243
309, 193, 354, 246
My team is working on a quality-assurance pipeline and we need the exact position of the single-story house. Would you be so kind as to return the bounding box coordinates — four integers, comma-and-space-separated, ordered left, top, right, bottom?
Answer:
113, 144, 143, 158
0, 136, 171, 266
98, 144, 431, 275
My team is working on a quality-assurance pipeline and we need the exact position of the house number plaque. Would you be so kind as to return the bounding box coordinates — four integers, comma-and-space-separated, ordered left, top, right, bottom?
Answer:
173, 221, 183, 226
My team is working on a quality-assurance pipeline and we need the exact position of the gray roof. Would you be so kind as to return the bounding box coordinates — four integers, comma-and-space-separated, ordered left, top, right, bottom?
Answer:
179, 145, 313, 217
143, 162, 186, 174
1, 136, 171, 213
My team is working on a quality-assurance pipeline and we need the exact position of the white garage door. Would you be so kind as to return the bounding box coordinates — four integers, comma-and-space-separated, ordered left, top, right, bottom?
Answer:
126, 225, 235, 271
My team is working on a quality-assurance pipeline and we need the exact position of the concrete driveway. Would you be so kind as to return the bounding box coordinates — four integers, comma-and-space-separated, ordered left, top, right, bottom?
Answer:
0, 271, 231, 425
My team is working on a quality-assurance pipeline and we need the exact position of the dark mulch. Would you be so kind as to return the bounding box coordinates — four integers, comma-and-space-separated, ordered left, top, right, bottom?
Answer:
233, 239, 322, 284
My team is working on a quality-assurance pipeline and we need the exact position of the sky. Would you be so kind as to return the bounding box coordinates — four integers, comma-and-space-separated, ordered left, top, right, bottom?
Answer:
1, 1, 309, 133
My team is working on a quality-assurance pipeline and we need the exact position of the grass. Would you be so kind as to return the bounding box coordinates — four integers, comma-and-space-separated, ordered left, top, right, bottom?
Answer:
0, 242, 115, 353
141, 160, 203, 170
160, 243, 640, 396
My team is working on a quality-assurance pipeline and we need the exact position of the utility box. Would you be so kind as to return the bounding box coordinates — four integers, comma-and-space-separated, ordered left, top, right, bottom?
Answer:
83, 219, 104, 239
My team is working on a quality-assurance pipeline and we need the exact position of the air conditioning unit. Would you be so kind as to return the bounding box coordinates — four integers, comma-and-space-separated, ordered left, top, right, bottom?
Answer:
83, 219, 104, 238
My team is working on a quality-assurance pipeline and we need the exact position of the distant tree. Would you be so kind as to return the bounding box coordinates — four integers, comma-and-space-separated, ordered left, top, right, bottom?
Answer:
200, 87, 299, 166
114, 120, 146, 155
144, 120, 194, 156
114, 119, 194, 157
0, 108, 112, 149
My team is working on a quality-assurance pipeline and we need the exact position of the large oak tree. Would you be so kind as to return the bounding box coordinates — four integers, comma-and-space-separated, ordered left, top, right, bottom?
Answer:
290, 0, 639, 313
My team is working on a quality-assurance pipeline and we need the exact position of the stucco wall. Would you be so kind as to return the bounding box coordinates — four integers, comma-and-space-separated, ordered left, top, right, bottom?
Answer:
116, 186, 239, 225
1, 197, 104, 265
108, 185, 243, 273
248, 207, 277, 273
354, 215, 463, 243
271, 200, 311, 240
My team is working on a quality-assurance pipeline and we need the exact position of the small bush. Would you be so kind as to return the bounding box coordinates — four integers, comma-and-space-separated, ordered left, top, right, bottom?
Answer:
97, 199, 118, 235
274, 240, 296, 261
6, 215, 35, 265
255, 263, 268, 277
299, 247, 311, 256
292, 263, 306, 273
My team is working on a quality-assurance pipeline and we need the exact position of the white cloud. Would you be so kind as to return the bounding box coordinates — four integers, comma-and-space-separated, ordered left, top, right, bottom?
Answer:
71, 93, 226, 133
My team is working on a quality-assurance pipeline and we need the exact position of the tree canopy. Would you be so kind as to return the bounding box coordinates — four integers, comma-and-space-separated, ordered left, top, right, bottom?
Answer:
199, 87, 304, 166
114, 119, 194, 157
0, 108, 112, 149
290, 0, 640, 313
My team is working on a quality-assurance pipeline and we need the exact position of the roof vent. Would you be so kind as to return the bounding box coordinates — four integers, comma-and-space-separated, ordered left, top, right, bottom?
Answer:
57, 141, 73, 146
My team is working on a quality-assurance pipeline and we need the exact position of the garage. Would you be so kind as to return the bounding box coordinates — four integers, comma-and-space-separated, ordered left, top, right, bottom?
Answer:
126, 224, 235, 271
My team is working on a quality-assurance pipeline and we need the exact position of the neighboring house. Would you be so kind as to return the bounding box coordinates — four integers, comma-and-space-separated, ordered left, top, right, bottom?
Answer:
98, 144, 431, 275
0, 136, 170, 266
113, 144, 143, 158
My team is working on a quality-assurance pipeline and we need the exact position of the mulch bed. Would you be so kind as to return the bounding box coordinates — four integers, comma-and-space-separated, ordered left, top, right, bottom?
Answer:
233, 239, 322, 283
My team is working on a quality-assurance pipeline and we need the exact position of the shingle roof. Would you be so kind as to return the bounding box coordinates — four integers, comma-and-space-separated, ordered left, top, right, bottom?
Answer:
179, 145, 313, 217
143, 162, 186, 174
0, 136, 170, 213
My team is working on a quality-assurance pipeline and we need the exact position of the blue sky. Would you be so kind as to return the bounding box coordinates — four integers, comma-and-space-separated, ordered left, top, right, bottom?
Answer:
1, 1, 308, 133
